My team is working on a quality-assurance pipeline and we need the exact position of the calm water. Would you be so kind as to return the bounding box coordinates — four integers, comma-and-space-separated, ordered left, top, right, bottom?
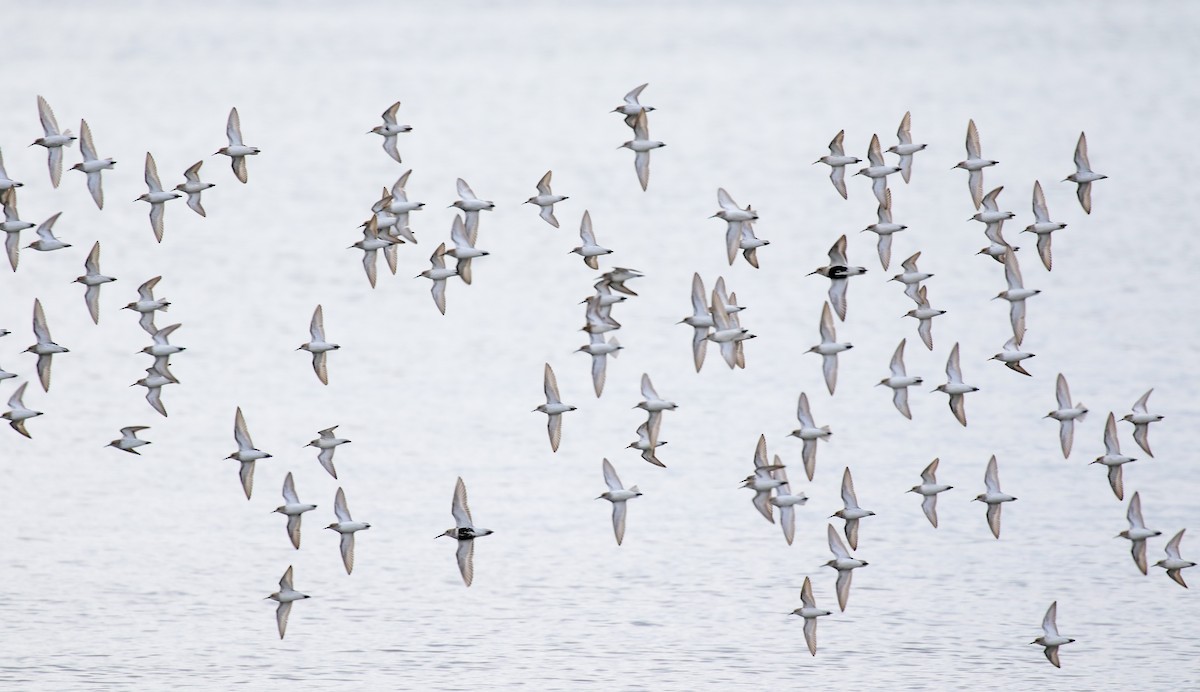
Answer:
2, 1, 1199, 689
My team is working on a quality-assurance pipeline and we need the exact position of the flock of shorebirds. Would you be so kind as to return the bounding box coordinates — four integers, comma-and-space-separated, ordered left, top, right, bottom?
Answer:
1, 86, 1192, 662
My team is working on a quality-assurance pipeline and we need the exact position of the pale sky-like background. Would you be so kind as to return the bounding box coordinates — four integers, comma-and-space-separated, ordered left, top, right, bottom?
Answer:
2, 2, 1198, 689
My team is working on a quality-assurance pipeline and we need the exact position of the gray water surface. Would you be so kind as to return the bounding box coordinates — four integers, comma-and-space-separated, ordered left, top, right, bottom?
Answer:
2, 2, 1198, 689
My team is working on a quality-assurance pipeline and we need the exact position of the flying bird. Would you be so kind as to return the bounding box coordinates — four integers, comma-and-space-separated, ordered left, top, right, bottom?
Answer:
534, 363, 576, 452
135, 153, 181, 243
69, 119, 114, 208
1064, 132, 1106, 214
274, 472, 317, 550
226, 407, 272, 499
619, 110, 665, 191
597, 458, 642, 545
369, 101, 411, 163
297, 305, 339, 385
26, 298, 68, 392
525, 170, 567, 228
790, 577, 832, 656
437, 477, 493, 586
974, 455, 1016, 539
266, 566, 309, 639
215, 107, 260, 183
1031, 602, 1075, 668
74, 242, 116, 324
325, 487, 371, 574
31, 96, 76, 187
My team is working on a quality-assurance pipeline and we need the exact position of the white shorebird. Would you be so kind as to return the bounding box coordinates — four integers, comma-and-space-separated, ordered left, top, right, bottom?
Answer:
31, 96, 75, 188
807, 302, 852, 395
612, 83, 655, 128
599, 267, 644, 296
1, 189, 34, 271
990, 335, 1035, 377
577, 332, 622, 398
141, 323, 185, 361
1122, 389, 1163, 457
350, 217, 397, 289
74, 241, 116, 324
878, 339, 922, 419
124, 276, 171, 335
712, 187, 758, 264
1092, 412, 1137, 500
954, 119, 998, 210
814, 129, 860, 199
226, 407, 272, 500
24, 212, 69, 254
0, 361, 14, 382
534, 363, 576, 452
934, 343, 978, 427
977, 217, 1019, 263
132, 360, 175, 417
832, 467, 875, 550
107, 426, 151, 455
619, 110, 665, 191
1032, 602, 1075, 668
742, 435, 785, 524
173, 161, 214, 217
325, 488, 370, 574
736, 221, 770, 268
570, 210, 612, 270
385, 169, 425, 228
0, 148, 23, 191
26, 298, 68, 392
274, 472, 317, 550
679, 273, 713, 372
790, 576, 832, 656
995, 249, 1039, 345
581, 294, 621, 335
787, 392, 831, 481
416, 243, 457, 315
635, 373, 676, 448
1119, 491, 1162, 574
438, 477, 493, 586
974, 455, 1016, 539
861, 189, 905, 270
69, 120, 114, 209
853, 134, 900, 204
969, 186, 1014, 226
526, 170, 567, 228
588, 281, 627, 312
809, 235, 866, 322
1064, 132, 1106, 214
628, 420, 667, 468
3, 383, 42, 438
450, 178, 494, 238
369, 101, 411, 163
1045, 373, 1088, 458
823, 523, 867, 612
908, 458, 952, 528
215, 107, 259, 183
297, 305, 339, 385
306, 425, 350, 479
707, 287, 755, 370
598, 458, 642, 545
887, 111, 927, 183
266, 566, 309, 639
904, 285, 945, 351
890, 251, 932, 304
1022, 181, 1066, 271
1155, 529, 1196, 588
769, 463, 807, 545
135, 153, 181, 243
